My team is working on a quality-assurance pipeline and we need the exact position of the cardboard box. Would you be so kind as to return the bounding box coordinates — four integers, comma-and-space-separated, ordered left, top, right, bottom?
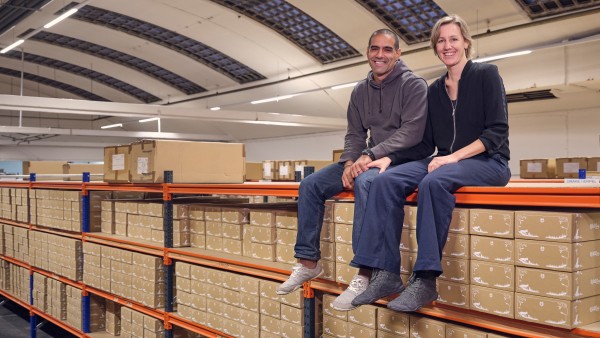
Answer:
469, 209, 514, 238
400, 228, 418, 252
436, 279, 469, 309
348, 304, 377, 330
335, 263, 358, 284
442, 233, 470, 258
514, 293, 600, 329
334, 202, 354, 224
63, 163, 103, 181
128, 140, 245, 183
409, 315, 445, 338
470, 285, 514, 319
515, 239, 600, 271
470, 235, 514, 264
556, 157, 588, 178
22, 161, 66, 175
323, 316, 348, 338
377, 308, 410, 336
335, 223, 353, 244
516, 266, 600, 300
245, 161, 263, 181
519, 158, 556, 179
403, 205, 417, 229
470, 260, 514, 290
334, 243, 353, 264
449, 207, 470, 234
515, 210, 600, 242
446, 324, 487, 338
103, 145, 131, 182
588, 157, 600, 172
439, 257, 469, 284
323, 294, 347, 321
333, 149, 343, 162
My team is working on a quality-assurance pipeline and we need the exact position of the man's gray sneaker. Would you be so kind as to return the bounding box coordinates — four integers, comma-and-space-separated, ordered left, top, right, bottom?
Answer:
276, 262, 323, 295
351, 269, 404, 307
387, 274, 438, 312
331, 274, 369, 311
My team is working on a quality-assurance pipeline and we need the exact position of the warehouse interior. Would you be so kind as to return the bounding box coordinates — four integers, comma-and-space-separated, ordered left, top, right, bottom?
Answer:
1, 2, 600, 338
0, 0, 599, 176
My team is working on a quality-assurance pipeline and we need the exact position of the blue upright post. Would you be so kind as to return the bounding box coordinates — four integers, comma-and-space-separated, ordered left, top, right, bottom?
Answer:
81, 172, 91, 333
81, 172, 91, 233
82, 293, 90, 333
303, 287, 316, 338
30, 272, 36, 338
163, 171, 174, 338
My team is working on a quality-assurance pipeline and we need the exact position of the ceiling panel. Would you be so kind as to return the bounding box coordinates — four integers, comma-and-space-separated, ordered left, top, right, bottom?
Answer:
0, 0, 598, 145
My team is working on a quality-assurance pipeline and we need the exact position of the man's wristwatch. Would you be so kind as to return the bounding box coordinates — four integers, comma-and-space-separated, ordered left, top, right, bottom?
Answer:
361, 148, 376, 161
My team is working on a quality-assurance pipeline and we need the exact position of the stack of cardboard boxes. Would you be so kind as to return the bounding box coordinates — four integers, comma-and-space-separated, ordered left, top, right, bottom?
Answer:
520, 157, 600, 179
175, 262, 310, 337
104, 140, 246, 184
82, 242, 165, 309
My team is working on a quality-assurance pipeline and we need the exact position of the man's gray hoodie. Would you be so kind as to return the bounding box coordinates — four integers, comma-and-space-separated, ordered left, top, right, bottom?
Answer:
339, 59, 429, 163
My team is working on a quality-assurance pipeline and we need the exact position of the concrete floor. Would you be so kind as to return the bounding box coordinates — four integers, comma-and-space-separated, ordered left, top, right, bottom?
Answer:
0, 297, 76, 338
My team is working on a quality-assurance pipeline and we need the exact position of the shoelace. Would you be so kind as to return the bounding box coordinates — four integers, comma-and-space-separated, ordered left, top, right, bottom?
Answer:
290, 264, 303, 277
348, 277, 365, 293
402, 278, 423, 298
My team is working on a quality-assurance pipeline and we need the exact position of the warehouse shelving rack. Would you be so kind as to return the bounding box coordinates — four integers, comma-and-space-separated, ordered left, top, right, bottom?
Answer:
1, 175, 600, 338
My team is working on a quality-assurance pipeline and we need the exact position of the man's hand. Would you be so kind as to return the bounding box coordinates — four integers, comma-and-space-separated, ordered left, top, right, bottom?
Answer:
366, 156, 392, 173
350, 155, 372, 178
342, 161, 355, 189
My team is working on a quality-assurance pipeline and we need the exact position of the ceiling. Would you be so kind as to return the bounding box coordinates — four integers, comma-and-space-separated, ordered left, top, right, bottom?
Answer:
0, 0, 599, 147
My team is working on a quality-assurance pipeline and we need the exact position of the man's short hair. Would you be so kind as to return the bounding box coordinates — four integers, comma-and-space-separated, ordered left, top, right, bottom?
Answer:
369, 28, 400, 50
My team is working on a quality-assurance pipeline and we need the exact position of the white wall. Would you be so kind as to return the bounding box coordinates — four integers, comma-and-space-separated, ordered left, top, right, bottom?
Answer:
2, 106, 599, 177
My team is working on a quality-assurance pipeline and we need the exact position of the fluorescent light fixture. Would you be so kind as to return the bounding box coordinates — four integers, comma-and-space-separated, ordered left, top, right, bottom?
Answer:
101, 123, 123, 129
331, 82, 358, 90
251, 94, 298, 105
0, 39, 25, 54
44, 8, 78, 29
243, 120, 304, 127
473, 50, 532, 63
210, 107, 221, 111
138, 117, 160, 123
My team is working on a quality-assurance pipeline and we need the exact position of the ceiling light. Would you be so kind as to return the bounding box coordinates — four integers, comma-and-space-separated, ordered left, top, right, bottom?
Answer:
138, 117, 160, 123
242, 120, 304, 127
0, 39, 25, 54
210, 107, 221, 111
101, 123, 123, 129
44, 8, 78, 29
251, 94, 298, 105
473, 50, 532, 63
331, 82, 358, 90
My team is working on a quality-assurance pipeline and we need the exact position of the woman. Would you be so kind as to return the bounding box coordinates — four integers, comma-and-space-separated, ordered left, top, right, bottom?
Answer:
346, 14, 511, 312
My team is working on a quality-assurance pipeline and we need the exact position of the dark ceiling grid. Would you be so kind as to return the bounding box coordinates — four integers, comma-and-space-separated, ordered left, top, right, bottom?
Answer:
0, 0, 51, 36
65, 4, 266, 84
210, 0, 361, 64
3, 51, 161, 103
0, 66, 108, 101
28, 31, 207, 96
356, 0, 446, 44
515, 0, 600, 18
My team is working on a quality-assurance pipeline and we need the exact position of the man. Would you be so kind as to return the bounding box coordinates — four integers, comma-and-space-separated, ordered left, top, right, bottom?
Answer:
276, 28, 428, 311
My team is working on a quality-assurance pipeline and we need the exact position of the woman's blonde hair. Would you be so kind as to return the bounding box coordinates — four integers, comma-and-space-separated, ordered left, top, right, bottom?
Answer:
430, 14, 474, 59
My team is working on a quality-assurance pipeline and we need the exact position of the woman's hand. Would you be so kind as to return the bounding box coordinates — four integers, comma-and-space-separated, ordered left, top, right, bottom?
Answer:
428, 154, 458, 172
367, 156, 392, 173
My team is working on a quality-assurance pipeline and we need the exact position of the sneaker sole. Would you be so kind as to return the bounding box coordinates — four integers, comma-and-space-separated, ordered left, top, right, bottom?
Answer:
387, 293, 438, 312
331, 303, 358, 311
276, 269, 324, 295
